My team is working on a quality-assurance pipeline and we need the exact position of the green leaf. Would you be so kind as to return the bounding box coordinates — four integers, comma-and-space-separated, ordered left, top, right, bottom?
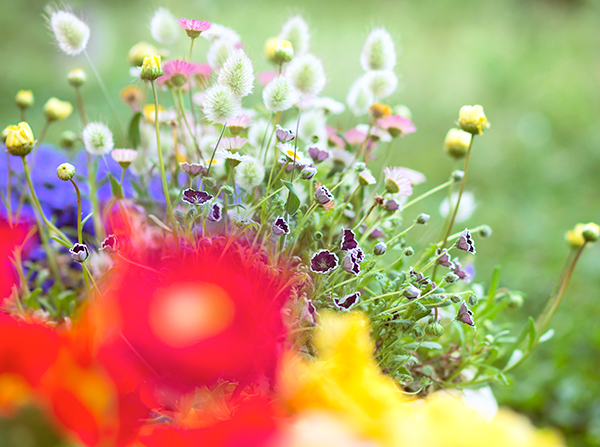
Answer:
506, 349, 524, 369
281, 180, 301, 215
149, 214, 172, 233
81, 212, 94, 227
108, 173, 124, 200
128, 112, 143, 149
527, 317, 537, 351
51, 236, 72, 249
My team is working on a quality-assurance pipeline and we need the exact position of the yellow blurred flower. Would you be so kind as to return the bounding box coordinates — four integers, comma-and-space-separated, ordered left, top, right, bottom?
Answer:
369, 102, 392, 120
127, 41, 158, 66
119, 86, 143, 111
458, 104, 489, 135
44, 97, 73, 121
264, 36, 280, 61
443, 128, 472, 159
5, 122, 35, 156
15, 90, 34, 109
565, 223, 586, 248
142, 104, 165, 123
280, 311, 408, 445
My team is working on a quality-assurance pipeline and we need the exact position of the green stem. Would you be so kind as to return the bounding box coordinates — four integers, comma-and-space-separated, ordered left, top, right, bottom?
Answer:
377, 139, 395, 184
87, 155, 105, 242
70, 179, 83, 244
74, 86, 88, 125
353, 201, 378, 231
151, 81, 176, 237
206, 123, 227, 177
177, 88, 203, 160
402, 180, 452, 210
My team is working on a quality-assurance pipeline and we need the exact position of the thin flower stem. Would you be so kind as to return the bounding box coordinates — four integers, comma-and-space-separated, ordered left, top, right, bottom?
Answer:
187, 38, 199, 138
74, 86, 88, 125
84, 50, 126, 137
151, 81, 177, 239
70, 179, 83, 244
377, 139, 395, 184
5, 153, 12, 226
87, 155, 105, 242
119, 167, 126, 187
259, 112, 274, 162
402, 180, 452, 210
353, 201, 378, 231
290, 107, 302, 183
177, 88, 203, 161
386, 221, 418, 247
206, 123, 227, 177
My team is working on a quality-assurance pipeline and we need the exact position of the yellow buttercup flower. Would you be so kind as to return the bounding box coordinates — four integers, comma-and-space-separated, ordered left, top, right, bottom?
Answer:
44, 97, 73, 121
15, 90, 34, 109
458, 104, 490, 135
5, 122, 35, 157
140, 55, 163, 81
369, 102, 393, 120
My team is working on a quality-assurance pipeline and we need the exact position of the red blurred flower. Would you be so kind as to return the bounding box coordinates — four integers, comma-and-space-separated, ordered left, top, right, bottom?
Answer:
0, 219, 30, 302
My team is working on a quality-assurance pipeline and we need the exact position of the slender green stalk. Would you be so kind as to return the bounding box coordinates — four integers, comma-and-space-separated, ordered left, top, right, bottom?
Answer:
151, 81, 176, 236
206, 123, 227, 177
259, 112, 274, 162
402, 180, 452, 210
70, 179, 83, 244
177, 88, 203, 160
84, 50, 126, 137
87, 155, 105, 242
353, 200, 378, 231
5, 153, 12, 226
377, 139, 395, 184
74, 86, 88, 125
119, 167, 126, 187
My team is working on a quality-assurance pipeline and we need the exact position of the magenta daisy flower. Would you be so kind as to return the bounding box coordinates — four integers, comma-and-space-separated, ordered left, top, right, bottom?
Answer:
377, 115, 416, 138
177, 18, 211, 38
191, 62, 212, 82
159, 59, 197, 88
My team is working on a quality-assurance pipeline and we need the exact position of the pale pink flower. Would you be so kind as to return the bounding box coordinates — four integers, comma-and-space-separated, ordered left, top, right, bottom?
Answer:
177, 18, 211, 38
377, 115, 416, 137
345, 127, 367, 145
158, 59, 197, 87
394, 167, 426, 185
326, 125, 346, 148
227, 116, 252, 135
220, 136, 247, 151
383, 167, 414, 197
191, 63, 212, 81
258, 71, 278, 87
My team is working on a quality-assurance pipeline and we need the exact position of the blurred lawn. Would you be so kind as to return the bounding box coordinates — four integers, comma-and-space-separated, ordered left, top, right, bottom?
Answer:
1, 0, 600, 445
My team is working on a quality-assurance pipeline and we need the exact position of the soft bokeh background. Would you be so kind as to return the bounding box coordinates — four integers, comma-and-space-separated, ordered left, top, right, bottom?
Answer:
1, 0, 599, 445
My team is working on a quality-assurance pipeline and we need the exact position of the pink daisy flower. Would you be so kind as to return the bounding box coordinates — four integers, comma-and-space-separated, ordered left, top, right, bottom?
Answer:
220, 136, 247, 152
177, 18, 211, 38
326, 125, 346, 148
158, 59, 197, 88
191, 63, 212, 82
377, 115, 416, 138
394, 167, 426, 185
257, 71, 278, 87
227, 116, 253, 136
345, 127, 367, 145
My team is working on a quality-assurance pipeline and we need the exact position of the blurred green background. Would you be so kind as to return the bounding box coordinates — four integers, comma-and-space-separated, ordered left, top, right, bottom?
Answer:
1, 0, 599, 445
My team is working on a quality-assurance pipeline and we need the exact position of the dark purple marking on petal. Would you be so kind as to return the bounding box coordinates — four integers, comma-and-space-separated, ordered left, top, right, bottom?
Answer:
310, 249, 339, 274
182, 188, 213, 206
457, 301, 476, 328
334, 291, 361, 310
272, 216, 290, 236
457, 229, 476, 254
339, 228, 358, 251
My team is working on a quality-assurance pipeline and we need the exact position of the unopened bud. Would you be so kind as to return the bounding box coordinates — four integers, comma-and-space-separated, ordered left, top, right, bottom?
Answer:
458, 105, 490, 135
69, 243, 90, 263
507, 293, 524, 309
68, 69, 86, 87
56, 163, 76, 181
468, 293, 478, 307
425, 322, 445, 338
140, 55, 163, 81
452, 170, 464, 183
314, 231, 323, 240
273, 40, 294, 64
374, 242, 387, 256
450, 294, 461, 304
582, 222, 600, 243
416, 213, 430, 225
59, 130, 78, 149
15, 90, 34, 109
443, 272, 459, 284
403, 247, 414, 257
44, 98, 73, 121
443, 128, 471, 159
478, 225, 492, 238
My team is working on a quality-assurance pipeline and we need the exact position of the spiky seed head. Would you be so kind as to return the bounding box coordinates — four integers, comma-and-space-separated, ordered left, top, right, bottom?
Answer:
202, 84, 241, 124
279, 16, 310, 55
360, 28, 397, 71
235, 156, 265, 190
218, 49, 254, 98
82, 122, 114, 155
47, 8, 90, 56
286, 53, 326, 96
150, 7, 180, 45
263, 76, 299, 112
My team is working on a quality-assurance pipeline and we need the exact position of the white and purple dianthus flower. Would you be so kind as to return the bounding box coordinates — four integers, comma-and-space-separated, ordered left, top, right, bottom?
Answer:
339, 228, 358, 251
182, 188, 213, 206
342, 248, 364, 276
272, 216, 290, 236
207, 202, 223, 222
457, 229, 476, 254
334, 291, 361, 310
315, 185, 334, 205
457, 301, 476, 328
310, 249, 338, 274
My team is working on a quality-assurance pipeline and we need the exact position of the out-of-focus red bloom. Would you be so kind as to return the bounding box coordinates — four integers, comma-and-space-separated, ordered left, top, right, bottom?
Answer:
0, 313, 60, 414
92, 235, 294, 393
138, 397, 284, 447
0, 219, 30, 301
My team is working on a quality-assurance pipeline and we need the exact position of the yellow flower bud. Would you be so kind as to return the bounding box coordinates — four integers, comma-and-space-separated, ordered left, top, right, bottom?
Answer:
67, 68, 86, 87
5, 122, 35, 157
119, 86, 143, 111
15, 90, 34, 109
582, 222, 600, 243
140, 55, 163, 81
127, 41, 158, 67
43, 97, 73, 121
443, 128, 472, 159
458, 105, 489, 135
1, 126, 9, 143
273, 40, 294, 64
369, 102, 392, 120
264, 36, 279, 62
56, 163, 76, 181
565, 224, 586, 248
143, 104, 165, 123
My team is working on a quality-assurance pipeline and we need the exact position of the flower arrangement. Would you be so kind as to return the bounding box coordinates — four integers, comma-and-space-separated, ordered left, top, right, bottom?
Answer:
1, 5, 598, 446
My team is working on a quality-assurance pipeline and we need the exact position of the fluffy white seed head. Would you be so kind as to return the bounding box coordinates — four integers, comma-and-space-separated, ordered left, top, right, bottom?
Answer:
235, 156, 265, 190
279, 16, 310, 55
218, 50, 254, 98
362, 70, 398, 99
47, 9, 90, 56
360, 28, 396, 71
286, 53, 326, 96
150, 8, 180, 45
347, 77, 374, 116
83, 122, 114, 155
263, 76, 299, 112
201, 23, 241, 44
202, 84, 242, 124
207, 39, 236, 72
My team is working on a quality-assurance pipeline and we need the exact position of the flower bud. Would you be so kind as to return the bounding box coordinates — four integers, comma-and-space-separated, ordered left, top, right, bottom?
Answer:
69, 243, 90, 263
127, 41, 158, 67
565, 224, 585, 248
301, 165, 317, 180
403, 247, 414, 257
359, 169, 376, 186
140, 55, 164, 81
56, 163, 75, 181
450, 294, 461, 304
468, 293, 479, 307
274, 40, 294, 64
15, 90, 34, 109
5, 122, 35, 156
403, 284, 421, 300
425, 322, 444, 338
443, 128, 471, 159
458, 105, 490, 135
315, 185, 333, 205
507, 293, 524, 309
582, 222, 600, 243
443, 272, 459, 284
373, 242, 387, 256
1, 126, 9, 143
477, 225, 492, 238
67, 68, 86, 87
451, 170, 464, 183
44, 97, 73, 121
416, 213, 430, 225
